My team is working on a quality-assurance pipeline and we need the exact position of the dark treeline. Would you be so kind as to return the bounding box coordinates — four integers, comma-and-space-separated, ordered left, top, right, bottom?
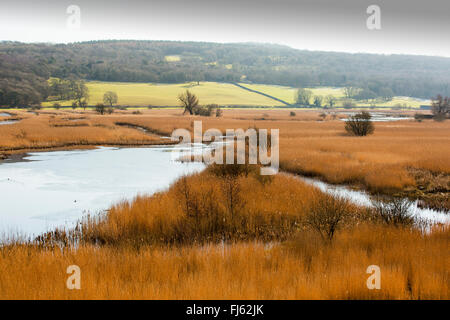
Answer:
1, 40, 450, 106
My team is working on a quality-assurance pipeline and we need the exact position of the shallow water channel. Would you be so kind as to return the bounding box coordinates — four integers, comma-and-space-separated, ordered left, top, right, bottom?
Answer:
0, 112, 19, 125
0, 146, 206, 236
0, 141, 447, 238
296, 176, 449, 225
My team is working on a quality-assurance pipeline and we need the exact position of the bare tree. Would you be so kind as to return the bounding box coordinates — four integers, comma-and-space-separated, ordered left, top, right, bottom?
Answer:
103, 91, 118, 107
431, 95, 449, 120
325, 95, 336, 108
69, 80, 89, 110
304, 195, 350, 242
178, 90, 199, 115
344, 86, 358, 99
345, 111, 375, 136
221, 176, 245, 219
372, 197, 415, 227
313, 95, 323, 107
296, 88, 312, 106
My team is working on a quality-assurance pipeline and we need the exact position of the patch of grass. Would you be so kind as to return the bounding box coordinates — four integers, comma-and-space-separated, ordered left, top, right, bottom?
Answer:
164, 55, 181, 62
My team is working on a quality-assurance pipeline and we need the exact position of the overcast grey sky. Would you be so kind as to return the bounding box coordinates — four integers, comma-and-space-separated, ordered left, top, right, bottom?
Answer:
0, 0, 449, 57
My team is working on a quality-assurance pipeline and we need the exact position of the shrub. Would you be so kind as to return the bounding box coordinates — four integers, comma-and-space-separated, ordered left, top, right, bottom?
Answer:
345, 111, 374, 136
431, 95, 449, 119
433, 113, 446, 122
289, 111, 296, 116
303, 194, 351, 242
372, 197, 415, 227
95, 103, 106, 115
193, 105, 214, 116
414, 113, 423, 122
207, 163, 257, 178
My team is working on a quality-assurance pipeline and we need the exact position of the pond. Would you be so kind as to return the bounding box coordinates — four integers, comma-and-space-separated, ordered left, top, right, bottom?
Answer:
0, 146, 206, 237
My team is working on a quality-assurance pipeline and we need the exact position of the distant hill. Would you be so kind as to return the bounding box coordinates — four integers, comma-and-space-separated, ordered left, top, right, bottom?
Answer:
1, 40, 449, 107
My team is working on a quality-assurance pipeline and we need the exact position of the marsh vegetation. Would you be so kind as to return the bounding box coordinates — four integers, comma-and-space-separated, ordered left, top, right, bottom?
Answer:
0, 107, 448, 299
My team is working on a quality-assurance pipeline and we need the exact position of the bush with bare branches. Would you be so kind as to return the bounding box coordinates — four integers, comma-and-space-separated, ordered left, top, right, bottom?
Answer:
372, 197, 415, 227
345, 111, 374, 136
178, 90, 199, 115
304, 194, 351, 242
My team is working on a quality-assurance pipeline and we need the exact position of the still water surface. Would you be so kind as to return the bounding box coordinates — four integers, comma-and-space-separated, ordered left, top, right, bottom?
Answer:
0, 146, 205, 236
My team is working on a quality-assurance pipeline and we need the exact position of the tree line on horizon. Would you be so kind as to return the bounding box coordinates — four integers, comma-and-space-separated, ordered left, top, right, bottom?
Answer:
1, 40, 450, 107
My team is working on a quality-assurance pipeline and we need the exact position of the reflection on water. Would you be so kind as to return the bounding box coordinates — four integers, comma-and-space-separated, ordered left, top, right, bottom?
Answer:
0, 146, 206, 236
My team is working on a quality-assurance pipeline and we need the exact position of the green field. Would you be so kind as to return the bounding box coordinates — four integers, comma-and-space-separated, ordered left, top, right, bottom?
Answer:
164, 55, 181, 62
43, 81, 429, 108
43, 81, 284, 107
242, 84, 428, 108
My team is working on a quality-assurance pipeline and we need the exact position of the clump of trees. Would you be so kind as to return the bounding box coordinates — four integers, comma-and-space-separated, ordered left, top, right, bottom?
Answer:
178, 91, 222, 117
345, 111, 375, 136
95, 103, 106, 115
192, 104, 213, 116
70, 80, 89, 109
431, 95, 449, 121
95, 103, 114, 115
313, 96, 323, 107
48, 78, 89, 109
